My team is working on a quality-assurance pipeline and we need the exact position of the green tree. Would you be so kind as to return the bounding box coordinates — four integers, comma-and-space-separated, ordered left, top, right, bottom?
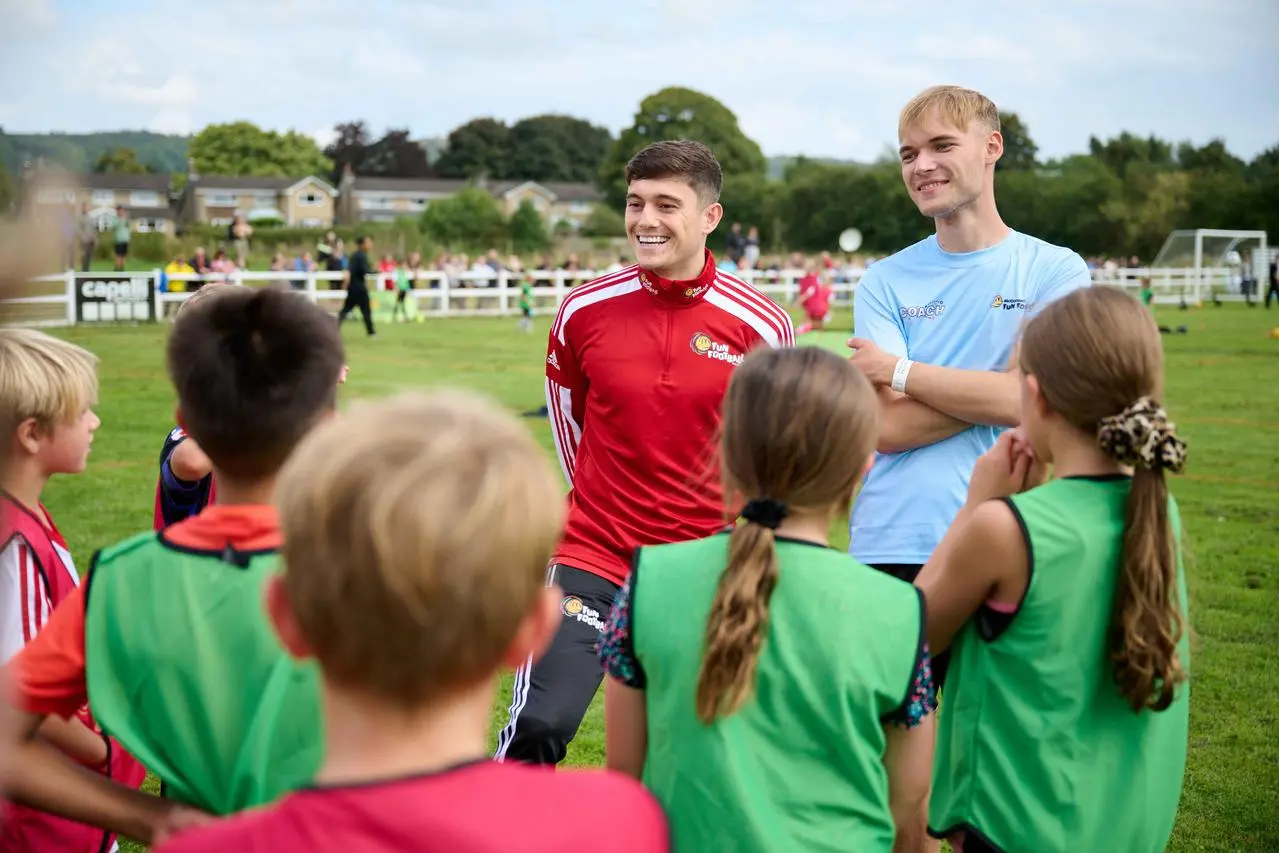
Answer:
1088, 132, 1175, 180
599, 87, 767, 206
434, 118, 511, 180
508, 199, 551, 254
507, 114, 613, 183
580, 203, 626, 238
419, 187, 506, 250
92, 146, 151, 174
996, 111, 1038, 171
189, 121, 332, 177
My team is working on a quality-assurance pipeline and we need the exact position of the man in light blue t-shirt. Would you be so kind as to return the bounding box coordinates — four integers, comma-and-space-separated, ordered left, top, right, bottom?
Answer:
846, 86, 1090, 684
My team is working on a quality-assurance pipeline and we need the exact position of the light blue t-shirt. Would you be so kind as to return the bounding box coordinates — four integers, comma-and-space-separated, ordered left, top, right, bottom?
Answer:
849, 230, 1091, 565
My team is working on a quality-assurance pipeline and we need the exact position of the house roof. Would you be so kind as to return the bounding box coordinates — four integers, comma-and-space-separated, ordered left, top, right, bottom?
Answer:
77, 173, 171, 191
350, 177, 469, 194
190, 175, 336, 195
349, 175, 601, 202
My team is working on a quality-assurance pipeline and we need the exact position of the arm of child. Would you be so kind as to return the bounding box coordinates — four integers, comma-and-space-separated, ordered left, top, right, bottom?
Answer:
603, 677, 647, 780
35, 713, 107, 768
10, 712, 182, 843
169, 437, 212, 483
915, 433, 1037, 653
882, 715, 935, 853
596, 575, 648, 780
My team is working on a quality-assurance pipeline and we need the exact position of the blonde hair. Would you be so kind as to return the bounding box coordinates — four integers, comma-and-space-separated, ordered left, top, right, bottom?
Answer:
274, 391, 565, 708
1020, 286, 1187, 713
0, 329, 99, 434
899, 85, 1001, 141
695, 347, 879, 723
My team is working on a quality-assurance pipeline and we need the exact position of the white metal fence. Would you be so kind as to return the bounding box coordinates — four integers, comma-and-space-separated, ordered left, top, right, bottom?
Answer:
0, 265, 1246, 328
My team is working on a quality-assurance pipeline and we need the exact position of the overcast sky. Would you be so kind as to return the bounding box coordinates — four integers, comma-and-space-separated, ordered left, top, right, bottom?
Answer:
1, 0, 1276, 164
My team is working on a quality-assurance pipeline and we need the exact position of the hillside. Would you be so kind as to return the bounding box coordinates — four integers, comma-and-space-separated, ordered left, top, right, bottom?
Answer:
0, 129, 190, 176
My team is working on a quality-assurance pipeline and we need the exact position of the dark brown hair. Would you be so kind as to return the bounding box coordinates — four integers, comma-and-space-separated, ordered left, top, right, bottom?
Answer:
166, 286, 345, 479
625, 140, 723, 204
695, 346, 879, 723
1020, 286, 1187, 713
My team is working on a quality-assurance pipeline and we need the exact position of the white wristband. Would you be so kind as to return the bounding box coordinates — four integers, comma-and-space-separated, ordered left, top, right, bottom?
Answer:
891, 358, 914, 394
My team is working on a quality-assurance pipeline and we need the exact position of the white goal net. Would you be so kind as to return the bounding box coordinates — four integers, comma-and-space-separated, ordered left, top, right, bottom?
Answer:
1150, 229, 1270, 301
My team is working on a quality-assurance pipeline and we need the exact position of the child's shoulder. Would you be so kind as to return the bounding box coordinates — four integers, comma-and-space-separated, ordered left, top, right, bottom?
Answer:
528, 767, 669, 847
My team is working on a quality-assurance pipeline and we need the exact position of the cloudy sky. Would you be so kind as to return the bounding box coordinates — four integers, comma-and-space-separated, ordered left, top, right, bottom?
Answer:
1, 0, 1276, 164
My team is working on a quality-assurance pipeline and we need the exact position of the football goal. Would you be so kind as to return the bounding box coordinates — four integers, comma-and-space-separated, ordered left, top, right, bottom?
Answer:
1150, 229, 1270, 303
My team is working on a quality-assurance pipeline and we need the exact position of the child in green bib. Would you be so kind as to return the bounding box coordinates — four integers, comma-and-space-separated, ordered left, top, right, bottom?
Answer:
597, 346, 937, 853
917, 285, 1191, 853
518, 274, 534, 333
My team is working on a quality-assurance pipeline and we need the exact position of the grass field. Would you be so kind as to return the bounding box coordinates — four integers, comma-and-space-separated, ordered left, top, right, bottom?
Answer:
30, 301, 1279, 852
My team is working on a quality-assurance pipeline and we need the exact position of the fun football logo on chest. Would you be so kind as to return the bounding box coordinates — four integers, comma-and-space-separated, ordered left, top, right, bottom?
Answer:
690, 331, 744, 366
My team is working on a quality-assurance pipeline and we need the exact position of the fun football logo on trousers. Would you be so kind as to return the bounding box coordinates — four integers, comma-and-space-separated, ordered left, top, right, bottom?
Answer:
690, 332, 743, 365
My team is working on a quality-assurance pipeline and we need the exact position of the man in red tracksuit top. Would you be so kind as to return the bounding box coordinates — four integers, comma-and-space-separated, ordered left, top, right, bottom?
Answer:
495, 140, 794, 765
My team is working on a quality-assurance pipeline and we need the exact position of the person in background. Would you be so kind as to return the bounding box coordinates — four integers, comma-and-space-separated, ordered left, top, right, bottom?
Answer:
110, 206, 130, 272
77, 203, 97, 273
337, 235, 376, 338
324, 239, 346, 291
291, 252, 315, 291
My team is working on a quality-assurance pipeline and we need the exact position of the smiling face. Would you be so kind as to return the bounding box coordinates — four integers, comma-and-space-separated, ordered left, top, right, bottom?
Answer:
898, 107, 1003, 220
625, 176, 722, 279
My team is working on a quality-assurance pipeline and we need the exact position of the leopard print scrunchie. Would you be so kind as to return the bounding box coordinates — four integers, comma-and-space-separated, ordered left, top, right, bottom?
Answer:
1096, 397, 1188, 473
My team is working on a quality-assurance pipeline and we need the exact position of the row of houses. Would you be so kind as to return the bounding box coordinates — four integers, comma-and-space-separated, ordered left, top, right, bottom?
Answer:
20, 160, 604, 236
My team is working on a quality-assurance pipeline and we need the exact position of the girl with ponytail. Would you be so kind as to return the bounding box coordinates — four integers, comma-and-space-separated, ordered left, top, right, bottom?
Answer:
597, 345, 938, 853
917, 285, 1191, 853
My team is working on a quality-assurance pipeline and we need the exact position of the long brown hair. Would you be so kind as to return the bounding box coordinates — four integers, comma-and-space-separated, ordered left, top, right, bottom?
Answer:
1020, 286, 1188, 713
695, 346, 879, 723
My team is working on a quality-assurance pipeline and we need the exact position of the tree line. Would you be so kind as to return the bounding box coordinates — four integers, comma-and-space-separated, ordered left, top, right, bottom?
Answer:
3, 87, 1275, 260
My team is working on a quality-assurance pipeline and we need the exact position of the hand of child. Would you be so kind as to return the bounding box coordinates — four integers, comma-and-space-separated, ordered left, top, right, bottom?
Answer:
966, 431, 1033, 506
1008, 425, 1049, 491
151, 803, 216, 846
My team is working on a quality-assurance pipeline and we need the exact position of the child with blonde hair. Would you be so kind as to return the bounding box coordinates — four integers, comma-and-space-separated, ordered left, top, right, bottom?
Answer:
0, 328, 146, 851
598, 345, 937, 852
157, 392, 669, 852
918, 286, 1191, 852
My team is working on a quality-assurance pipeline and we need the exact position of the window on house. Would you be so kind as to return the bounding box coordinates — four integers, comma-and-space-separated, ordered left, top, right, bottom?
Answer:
300, 217, 324, 228
91, 190, 115, 206
205, 192, 236, 207
130, 190, 160, 207
299, 191, 323, 206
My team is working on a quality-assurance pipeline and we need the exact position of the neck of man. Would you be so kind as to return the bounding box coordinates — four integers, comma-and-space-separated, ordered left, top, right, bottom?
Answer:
210, 470, 278, 507
1045, 426, 1131, 480
647, 245, 711, 283
0, 458, 50, 521
934, 191, 1010, 254
640, 248, 717, 305
314, 676, 495, 787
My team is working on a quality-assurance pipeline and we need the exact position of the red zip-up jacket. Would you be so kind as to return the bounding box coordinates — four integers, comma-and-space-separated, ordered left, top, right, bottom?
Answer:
545, 250, 795, 586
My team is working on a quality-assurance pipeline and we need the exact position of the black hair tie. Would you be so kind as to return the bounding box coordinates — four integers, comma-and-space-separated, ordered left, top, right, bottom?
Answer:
740, 498, 788, 530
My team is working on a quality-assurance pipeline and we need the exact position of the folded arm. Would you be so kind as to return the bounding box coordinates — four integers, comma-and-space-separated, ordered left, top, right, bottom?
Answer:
900, 362, 1021, 428
874, 386, 970, 454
